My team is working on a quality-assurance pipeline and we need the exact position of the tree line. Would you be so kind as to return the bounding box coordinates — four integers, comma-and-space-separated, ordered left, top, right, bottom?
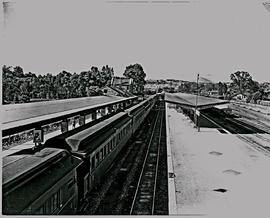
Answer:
2, 65, 114, 104
166, 71, 269, 103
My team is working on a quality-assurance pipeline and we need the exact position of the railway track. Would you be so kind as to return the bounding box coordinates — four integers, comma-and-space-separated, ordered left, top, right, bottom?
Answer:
227, 118, 270, 156
229, 105, 270, 133
200, 109, 270, 157
129, 103, 165, 215
236, 134, 270, 157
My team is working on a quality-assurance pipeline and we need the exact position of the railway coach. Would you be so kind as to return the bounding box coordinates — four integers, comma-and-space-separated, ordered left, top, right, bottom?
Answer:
2, 95, 158, 215
126, 94, 156, 134
2, 148, 82, 215
45, 112, 133, 211
44, 95, 157, 211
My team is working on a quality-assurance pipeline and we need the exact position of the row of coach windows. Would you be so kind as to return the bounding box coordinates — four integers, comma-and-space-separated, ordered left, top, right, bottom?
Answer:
135, 111, 143, 121
91, 123, 131, 171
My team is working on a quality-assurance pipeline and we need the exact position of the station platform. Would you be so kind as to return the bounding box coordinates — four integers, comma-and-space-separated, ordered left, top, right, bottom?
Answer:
2, 107, 108, 157
166, 103, 270, 217
2, 121, 83, 157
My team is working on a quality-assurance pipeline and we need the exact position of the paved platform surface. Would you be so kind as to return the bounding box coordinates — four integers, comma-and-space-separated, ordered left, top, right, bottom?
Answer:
165, 93, 228, 109
166, 103, 270, 217
2, 95, 129, 130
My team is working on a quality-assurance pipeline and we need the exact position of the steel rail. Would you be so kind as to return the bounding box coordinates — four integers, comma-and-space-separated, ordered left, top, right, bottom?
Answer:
129, 107, 161, 215
226, 118, 270, 156
152, 107, 164, 215
202, 111, 270, 157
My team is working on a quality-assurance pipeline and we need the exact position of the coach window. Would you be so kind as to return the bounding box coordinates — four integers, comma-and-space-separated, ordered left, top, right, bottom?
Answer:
104, 146, 107, 157
91, 156, 96, 170
113, 138, 116, 148
84, 174, 89, 198
111, 138, 113, 149
51, 190, 60, 213
116, 134, 118, 143
95, 153, 99, 165
99, 150, 102, 161
106, 144, 109, 154
103, 146, 106, 157
110, 141, 113, 151
102, 147, 105, 159
100, 150, 103, 161
91, 156, 95, 170
100, 149, 103, 160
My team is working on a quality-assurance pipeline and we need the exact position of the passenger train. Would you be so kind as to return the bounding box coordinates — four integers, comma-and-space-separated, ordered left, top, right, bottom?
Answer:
2, 94, 159, 215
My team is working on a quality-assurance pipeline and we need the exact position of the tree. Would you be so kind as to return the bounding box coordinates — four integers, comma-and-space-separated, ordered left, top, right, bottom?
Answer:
123, 63, 146, 94
223, 83, 228, 94
230, 71, 253, 96
13, 66, 24, 77
101, 65, 114, 86
249, 80, 260, 93
252, 91, 263, 104
218, 82, 228, 96
218, 82, 223, 96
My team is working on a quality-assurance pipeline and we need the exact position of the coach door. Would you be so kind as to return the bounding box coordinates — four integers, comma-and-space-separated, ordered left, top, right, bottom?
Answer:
76, 158, 90, 208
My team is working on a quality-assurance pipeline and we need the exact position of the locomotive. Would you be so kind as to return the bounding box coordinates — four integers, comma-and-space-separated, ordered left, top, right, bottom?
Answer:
2, 94, 158, 215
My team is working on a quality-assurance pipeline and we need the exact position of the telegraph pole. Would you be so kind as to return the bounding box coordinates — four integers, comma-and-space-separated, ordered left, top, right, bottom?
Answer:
195, 74, 200, 132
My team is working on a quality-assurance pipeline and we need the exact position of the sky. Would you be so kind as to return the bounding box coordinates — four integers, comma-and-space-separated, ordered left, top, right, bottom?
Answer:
0, 0, 269, 82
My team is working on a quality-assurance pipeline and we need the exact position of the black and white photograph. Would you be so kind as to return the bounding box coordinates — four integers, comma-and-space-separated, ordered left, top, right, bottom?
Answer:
1, 0, 270, 217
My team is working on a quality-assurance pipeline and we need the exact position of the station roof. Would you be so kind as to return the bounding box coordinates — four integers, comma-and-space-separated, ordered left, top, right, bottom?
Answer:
165, 93, 229, 110
2, 95, 137, 135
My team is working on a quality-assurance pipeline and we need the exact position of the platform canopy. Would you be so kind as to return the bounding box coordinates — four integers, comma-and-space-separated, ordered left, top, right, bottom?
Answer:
165, 93, 229, 110
2, 95, 137, 136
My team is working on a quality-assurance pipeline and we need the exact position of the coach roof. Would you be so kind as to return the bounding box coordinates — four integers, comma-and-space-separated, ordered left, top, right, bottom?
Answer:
3, 148, 70, 187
